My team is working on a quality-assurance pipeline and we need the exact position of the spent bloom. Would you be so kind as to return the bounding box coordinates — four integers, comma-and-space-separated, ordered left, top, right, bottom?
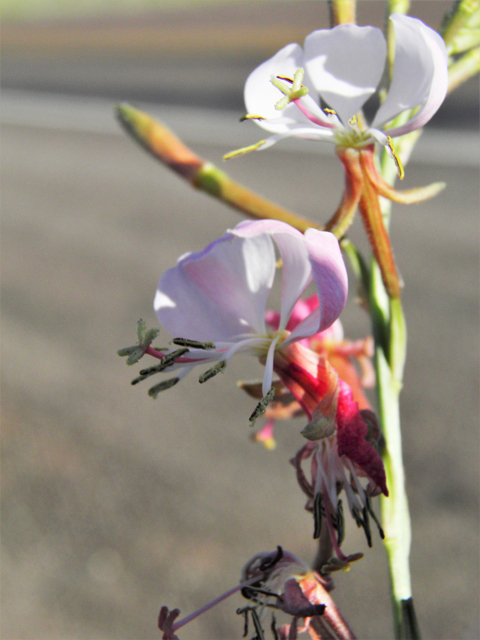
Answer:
262, 295, 387, 565
228, 14, 448, 163
158, 547, 356, 640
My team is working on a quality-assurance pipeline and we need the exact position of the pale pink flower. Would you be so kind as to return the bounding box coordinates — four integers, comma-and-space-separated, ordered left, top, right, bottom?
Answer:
150, 219, 348, 412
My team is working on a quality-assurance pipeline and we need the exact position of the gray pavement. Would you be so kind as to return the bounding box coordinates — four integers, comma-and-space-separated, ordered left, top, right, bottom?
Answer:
2, 103, 479, 639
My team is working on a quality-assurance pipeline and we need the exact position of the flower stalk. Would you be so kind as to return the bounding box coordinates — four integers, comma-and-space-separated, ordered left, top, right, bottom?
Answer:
116, 103, 318, 233
328, 0, 356, 26
448, 45, 480, 92
441, 0, 480, 54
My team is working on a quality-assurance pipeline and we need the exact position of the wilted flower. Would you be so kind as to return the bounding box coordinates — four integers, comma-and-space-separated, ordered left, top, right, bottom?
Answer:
244, 297, 374, 450
158, 547, 356, 640
239, 294, 387, 566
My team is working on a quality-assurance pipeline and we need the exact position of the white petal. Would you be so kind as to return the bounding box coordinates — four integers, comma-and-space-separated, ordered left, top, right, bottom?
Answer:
304, 24, 386, 126
372, 14, 448, 133
256, 126, 336, 152
154, 232, 275, 341
262, 336, 280, 396
232, 220, 312, 331
244, 42, 321, 134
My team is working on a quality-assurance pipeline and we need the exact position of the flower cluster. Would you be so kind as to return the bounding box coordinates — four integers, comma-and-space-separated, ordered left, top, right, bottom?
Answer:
115, 8, 455, 638
120, 219, 387, 564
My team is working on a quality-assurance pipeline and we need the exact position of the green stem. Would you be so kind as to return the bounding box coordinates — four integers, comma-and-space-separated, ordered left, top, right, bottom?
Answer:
441, 0, 480, 53
448, 46, 480, 92
386, 0, 411, 80
370, 263, 418, 640
116, 103, 318, 233
328, 0, 356, 26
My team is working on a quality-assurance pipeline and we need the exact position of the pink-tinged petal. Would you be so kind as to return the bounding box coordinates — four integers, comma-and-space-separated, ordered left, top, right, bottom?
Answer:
316, 317, 344, 343
372, 14, 448, 134
286, 230, 348, 344
285, 294, 320, 332
263, 336, 280, 395
154, 231, 275, 341
244, 43, 321, 134
336, 381, 388, 496
232, 219, 312, 331
304, 24, 386, 126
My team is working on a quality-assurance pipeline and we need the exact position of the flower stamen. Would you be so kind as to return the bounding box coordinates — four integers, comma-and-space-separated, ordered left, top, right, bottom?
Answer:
198, 359, 227, 383
239, 114, 266, 122
270, 67, 309, 110
171, 337, 216, 350
249, 387, 276, 426
223, 140, 267, 160
386, 135, 405, 180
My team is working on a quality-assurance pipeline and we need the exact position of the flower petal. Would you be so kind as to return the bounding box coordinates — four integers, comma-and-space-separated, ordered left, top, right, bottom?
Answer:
304, 24, 386, 126
254, 126, 336, 152
154, 230, 275, 341
336, 382, 388, 496
244, 43, 321, 134
372, 14, 448, 134
286, 230, 348, 343
232, 220, 312, 332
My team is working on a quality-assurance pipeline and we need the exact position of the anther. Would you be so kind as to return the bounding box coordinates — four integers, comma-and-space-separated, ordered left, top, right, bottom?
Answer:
159, 347, 189, 367
336, 500, 345, 547
249, 387, 275, 426
366, 495, 385, 539
223, 140, 267, 160
259, 546, 283, 572
271, 614, 279, 640
198, 360, 226, 383
240, 114, 266, 122
362, 506, 373, 547
172, 338, 215, 350
386, 135, 405, 180
148, 377, 179, 398
313, 492, 323, 540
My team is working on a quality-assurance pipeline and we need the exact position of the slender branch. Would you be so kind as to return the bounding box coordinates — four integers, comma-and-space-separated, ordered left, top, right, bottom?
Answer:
116, 103, 319, 233
328, 0, 356, 27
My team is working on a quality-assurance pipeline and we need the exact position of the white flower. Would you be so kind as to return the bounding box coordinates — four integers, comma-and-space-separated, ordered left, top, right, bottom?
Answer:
240, 14, 448, 154
152, 219, 348, 402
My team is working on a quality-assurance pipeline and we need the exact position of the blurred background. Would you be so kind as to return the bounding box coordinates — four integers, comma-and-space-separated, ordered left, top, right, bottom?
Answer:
2, 1, 479, 639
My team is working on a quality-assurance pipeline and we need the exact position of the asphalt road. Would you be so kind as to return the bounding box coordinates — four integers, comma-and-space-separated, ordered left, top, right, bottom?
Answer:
2, 2, 480, 639
2, 96, 479, 639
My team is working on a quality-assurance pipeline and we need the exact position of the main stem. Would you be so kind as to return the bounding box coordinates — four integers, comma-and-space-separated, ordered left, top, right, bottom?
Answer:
370, 253, 418, 640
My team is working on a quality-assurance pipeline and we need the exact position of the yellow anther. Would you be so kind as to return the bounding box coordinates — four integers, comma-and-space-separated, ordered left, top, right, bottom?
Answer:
349, 115, 358, 126
386, 136, 405, 180
223, 140, 267, 160
240, 114, 266, 122
276, 75, 294, 83
324, 108, 337, 115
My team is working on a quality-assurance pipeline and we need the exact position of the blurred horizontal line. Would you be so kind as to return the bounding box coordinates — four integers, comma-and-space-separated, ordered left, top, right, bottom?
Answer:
2, 89, 479, 167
